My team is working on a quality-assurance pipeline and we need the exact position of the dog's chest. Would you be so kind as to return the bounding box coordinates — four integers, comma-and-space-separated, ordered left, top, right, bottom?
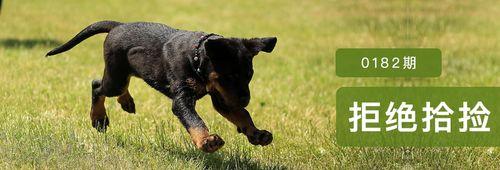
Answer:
185, 78, 208, 97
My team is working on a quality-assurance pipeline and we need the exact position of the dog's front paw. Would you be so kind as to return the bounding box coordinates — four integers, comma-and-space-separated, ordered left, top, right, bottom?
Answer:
199, 134, 225, 153
247, 130, 273, 146
92, 116, 109, 132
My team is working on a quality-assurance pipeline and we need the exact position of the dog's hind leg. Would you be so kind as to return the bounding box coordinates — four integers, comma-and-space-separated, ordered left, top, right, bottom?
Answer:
90, 52, 132, 132
90, 79, 108, 132
117, 89, 135, 114
90, 73, 131, 131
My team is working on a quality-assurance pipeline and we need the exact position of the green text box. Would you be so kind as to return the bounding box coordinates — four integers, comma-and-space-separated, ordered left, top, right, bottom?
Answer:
336, 48, 441, 77
336, 87, 500, 147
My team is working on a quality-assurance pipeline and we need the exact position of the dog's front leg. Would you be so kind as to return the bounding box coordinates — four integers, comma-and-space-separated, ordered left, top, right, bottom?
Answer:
171, 89, 224, 153
222, 109, 273, 146
211, 97, 273, 146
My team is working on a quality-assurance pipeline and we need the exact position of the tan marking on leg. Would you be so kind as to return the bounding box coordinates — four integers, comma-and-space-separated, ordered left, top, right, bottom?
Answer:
117, 90, 132, 104
90, 96, 106, 121
116, 76, 131, 103
117, 90, 136, 113
188, 127, 225, 153
218, 109, 272, 146
188, 127, 210, 148
219, 109, 257, 135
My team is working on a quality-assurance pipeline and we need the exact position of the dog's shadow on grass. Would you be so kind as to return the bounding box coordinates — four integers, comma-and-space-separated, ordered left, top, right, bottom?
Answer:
111, 129, 286, 169
166, 148, 286, 169
0, 38, 62, 48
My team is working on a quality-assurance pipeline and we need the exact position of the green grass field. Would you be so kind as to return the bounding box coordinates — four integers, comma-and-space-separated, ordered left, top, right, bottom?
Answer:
0, 0, 499, 169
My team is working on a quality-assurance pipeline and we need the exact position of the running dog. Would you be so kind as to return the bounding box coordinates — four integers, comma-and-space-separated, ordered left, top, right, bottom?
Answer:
46, 21, 277, 153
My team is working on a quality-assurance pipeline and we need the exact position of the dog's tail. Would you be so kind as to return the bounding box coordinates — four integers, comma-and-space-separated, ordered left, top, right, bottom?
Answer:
46, 20, 123, 57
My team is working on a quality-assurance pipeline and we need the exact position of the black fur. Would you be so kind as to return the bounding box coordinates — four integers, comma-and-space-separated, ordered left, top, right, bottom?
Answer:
46, 21, 277, 151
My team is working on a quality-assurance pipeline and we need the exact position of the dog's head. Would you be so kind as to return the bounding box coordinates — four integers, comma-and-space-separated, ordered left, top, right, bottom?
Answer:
204, 37, 277, 110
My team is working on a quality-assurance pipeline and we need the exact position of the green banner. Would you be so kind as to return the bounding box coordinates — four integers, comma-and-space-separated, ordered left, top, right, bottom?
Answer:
336, 48, 441, 77
336, 87, 500, 146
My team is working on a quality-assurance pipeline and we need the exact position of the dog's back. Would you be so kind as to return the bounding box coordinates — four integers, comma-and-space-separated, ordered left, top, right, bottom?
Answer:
46, 21, 203, 90
105, 22, 179, 51
103, 22, 207, 90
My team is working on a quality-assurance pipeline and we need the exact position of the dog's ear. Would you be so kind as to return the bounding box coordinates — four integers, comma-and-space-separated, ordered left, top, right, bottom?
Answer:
245, 37, 277, 54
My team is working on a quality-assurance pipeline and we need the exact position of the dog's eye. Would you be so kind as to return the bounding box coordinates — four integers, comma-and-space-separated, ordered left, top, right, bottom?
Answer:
225, 74, 238, 80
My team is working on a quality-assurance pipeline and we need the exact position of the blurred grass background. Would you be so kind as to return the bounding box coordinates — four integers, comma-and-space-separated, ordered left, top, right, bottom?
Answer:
0, 0, 499, 169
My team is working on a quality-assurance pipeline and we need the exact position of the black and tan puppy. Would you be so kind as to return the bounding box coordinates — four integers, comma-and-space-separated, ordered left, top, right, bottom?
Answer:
46, 21, 276, 153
